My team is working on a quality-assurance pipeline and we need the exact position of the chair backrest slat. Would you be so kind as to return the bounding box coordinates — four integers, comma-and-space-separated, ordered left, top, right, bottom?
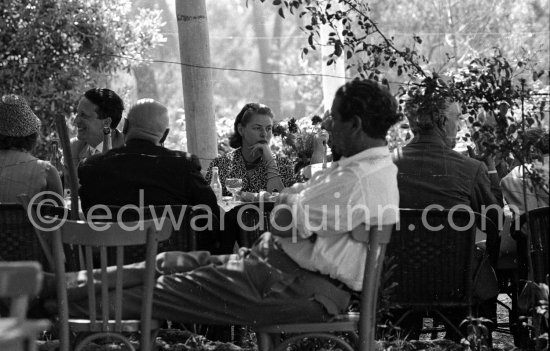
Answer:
115, 246, 124, 329
99, 246, 109, 330
84, 246, 96, 324
140, 226, 160, 348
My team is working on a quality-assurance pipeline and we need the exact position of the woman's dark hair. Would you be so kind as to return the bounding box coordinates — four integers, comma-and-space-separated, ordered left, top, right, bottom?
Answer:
0, 133, 38, 151
228, 103, 274, 148
334, 79, 401, 139
84, 88, 125, 129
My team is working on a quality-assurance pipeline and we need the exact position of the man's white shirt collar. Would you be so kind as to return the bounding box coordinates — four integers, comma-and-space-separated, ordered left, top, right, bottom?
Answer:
336, 146, 391, 167
88, 142, 104, 155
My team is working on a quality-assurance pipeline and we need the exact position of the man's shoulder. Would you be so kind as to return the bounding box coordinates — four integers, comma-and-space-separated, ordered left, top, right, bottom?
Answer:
399, 143, 482, 165
160, 149, 202, 169
442, 148, 486, 172
79, 150, 110, 167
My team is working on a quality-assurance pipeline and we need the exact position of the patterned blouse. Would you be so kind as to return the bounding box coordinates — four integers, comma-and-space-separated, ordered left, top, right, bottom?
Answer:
205, 148, 295, 196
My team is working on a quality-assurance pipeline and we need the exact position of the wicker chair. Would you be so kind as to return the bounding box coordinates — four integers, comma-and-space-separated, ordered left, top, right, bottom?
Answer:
386, 208, 494, 342
514, 206, 549, 283
506, 206, 549, 348
0, 204, 50, 269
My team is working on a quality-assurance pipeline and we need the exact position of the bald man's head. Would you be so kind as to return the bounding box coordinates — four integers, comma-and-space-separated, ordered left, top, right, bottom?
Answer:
125, 99, 169, 144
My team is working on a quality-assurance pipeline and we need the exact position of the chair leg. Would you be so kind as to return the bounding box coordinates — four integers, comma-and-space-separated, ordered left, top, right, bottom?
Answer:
433, 310, 464, 340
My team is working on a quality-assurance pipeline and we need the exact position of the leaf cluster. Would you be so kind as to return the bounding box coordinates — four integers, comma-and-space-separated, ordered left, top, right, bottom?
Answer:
450, 52, 548, 184
0, 0, 165, 159
273, 116, 322, 160
255, 0, 428, 81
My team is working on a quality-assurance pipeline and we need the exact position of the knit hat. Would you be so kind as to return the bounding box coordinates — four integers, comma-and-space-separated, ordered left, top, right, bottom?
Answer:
0, 94, 41, 137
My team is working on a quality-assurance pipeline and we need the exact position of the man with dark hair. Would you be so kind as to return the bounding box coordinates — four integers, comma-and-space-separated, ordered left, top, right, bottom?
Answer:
78, 98, 219, 250
70, 88, 125, 165
63, 88, 125, 187
48, 79, 402, 326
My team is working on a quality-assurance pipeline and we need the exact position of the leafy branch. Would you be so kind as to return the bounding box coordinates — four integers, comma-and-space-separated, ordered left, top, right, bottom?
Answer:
253, 0, 429, 80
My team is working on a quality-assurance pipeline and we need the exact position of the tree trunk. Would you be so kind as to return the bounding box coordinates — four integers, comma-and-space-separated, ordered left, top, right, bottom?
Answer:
133, 64, 159, 100
251, 1, 281, 118
176, 0, 217, 169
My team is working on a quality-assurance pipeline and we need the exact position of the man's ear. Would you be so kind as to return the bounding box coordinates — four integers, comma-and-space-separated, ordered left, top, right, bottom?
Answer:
103, 117, 112, 129
351, 115, 363, 132
159, 128, 170, 145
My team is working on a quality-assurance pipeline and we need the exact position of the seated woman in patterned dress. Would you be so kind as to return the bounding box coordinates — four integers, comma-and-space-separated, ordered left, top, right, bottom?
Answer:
205, 103, 295, 196
0, 94, 63, 204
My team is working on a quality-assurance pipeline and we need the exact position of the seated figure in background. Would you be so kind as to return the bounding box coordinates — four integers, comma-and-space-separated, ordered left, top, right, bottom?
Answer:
70, 88, 125, 163
64, 88, 125, 186
393, 80, 502, 341
0, 94, 63, 203
501, 128, 549, 215
43, 79, 401, 327
78, 99, 219, 251
205, 103, 295, 196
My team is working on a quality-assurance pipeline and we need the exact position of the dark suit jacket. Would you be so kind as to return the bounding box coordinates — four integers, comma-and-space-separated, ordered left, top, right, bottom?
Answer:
64, 129, 125, 188
78, 139, 218, 220
393, 131, 502, 265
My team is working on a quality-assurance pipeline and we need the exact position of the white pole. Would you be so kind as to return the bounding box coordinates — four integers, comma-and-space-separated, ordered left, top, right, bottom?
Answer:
175, 0, 217, 169
320, 23, 346, 112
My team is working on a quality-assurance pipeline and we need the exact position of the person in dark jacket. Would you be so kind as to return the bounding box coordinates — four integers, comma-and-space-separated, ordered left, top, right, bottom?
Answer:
393, 85, 502, 342
78, 98, 219, 251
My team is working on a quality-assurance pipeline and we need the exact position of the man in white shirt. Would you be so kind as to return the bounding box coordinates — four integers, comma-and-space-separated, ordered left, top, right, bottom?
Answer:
47, 79, 402, 326
500, 128, 549, 214
271, 79, 401, 291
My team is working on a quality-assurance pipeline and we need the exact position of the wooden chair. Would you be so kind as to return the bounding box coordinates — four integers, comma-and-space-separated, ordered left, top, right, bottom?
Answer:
15, 194, 78, 271
0, 204, 51, 270
90, 205, 220, 264
255, 223, 394, 351
42, 216, 173, 351
386, 209, 493, 342
0, 261, 50, 351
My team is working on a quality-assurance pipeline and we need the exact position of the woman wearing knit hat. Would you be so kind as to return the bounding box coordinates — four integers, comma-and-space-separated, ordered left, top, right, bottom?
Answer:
0, 94, 63, 203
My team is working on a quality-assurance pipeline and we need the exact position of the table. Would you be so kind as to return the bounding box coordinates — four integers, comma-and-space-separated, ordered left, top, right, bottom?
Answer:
218, 198, 245, 213
217, 200, 276, 250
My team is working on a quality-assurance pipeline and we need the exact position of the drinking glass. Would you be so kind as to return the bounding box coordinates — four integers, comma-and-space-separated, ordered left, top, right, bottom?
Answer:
225, 178, 243, 202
